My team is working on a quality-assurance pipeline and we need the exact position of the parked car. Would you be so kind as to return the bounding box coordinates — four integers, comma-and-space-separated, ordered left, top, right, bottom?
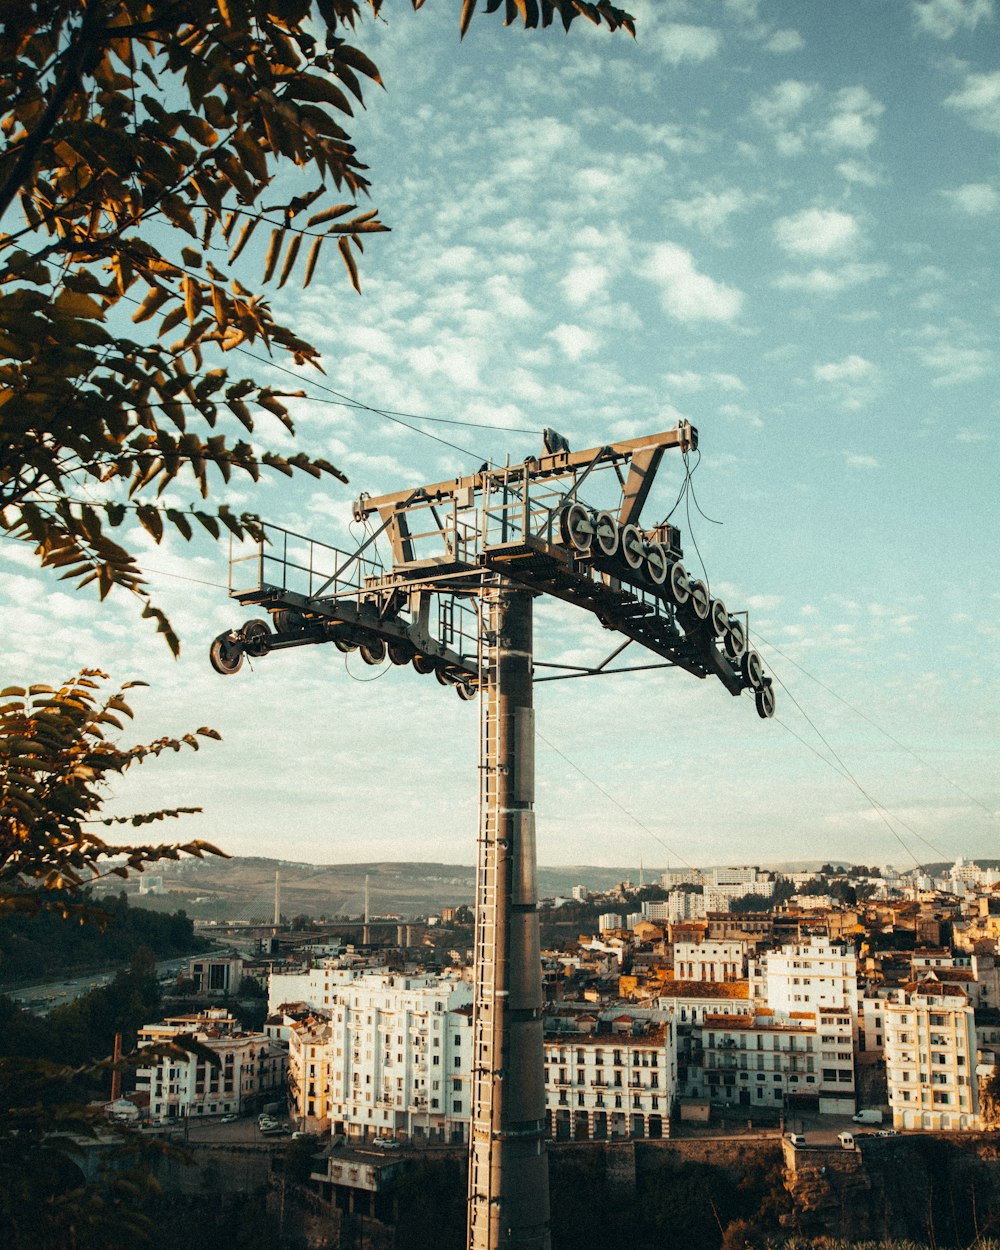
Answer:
786, 1133, 807, 1146
221, 1113, 239, 1123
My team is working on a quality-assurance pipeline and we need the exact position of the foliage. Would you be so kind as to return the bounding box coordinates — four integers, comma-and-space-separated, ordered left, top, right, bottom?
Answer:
0, 888, 203, 982
0, 0, 634, 651
0, 669, 226, 922
0, 946, 164, 1066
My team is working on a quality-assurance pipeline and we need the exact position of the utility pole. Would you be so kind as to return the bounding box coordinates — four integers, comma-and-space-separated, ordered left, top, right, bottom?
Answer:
210, 422, 775, 1250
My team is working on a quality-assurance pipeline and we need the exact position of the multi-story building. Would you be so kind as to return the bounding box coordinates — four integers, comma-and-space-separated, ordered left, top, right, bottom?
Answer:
750, 937, 857, 1114
135, 1009, 287, 1121
543, 1007, 676, 1141
325, 971, 473, 1144
884, 976, 981, 1130
700, 1011, 822, 1111
185, 953, 244, 996
673, 938, 749, 983
268, 961, 369, 1015
286, 1011, 334, 1132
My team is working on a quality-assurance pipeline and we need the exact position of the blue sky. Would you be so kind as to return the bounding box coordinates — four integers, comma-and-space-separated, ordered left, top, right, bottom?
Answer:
3, 0, 998, 873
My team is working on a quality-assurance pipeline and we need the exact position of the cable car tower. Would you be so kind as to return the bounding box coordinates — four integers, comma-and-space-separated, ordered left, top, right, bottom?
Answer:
210, 422, 775, 1250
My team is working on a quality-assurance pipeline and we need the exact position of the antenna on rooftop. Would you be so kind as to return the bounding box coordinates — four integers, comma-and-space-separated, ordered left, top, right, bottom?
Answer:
210, 421, 775, 1250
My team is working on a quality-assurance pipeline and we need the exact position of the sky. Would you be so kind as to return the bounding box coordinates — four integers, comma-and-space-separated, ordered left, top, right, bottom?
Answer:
3, 0, 999, 876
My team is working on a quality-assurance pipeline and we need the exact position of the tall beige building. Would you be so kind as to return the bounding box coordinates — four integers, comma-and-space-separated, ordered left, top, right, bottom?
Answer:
884, 976, 981, 1130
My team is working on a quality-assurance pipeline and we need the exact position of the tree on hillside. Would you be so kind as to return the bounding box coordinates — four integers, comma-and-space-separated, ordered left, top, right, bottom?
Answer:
0, 0, 635, 652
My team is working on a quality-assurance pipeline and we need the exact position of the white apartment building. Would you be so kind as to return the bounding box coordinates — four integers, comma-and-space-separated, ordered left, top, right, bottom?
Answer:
543, 1008, 676, 1141
673, 939, 748, 983
700, 1012, 823, 1110
325, 971, 474, 1143
884, 977, 981, 1131
661, 869, 704, 888
268, 961, 370, 1015
135, 1009, 287, 1121
598, 913, 623, 932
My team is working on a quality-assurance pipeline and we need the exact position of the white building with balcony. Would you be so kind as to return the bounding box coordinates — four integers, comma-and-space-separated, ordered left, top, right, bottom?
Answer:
543, 1007, 676, 1141
325, 971, 473, 1144
135, 1009, 287, 1121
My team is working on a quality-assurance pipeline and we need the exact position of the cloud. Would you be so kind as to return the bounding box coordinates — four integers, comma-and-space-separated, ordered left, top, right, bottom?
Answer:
945, 70, 1000, 133
561, 261, 609, 307
774, 208, 861, 258
813, 356, 881, 409
548, 323, 599, 361
750, 82, 883, 154
813, 355, 877, 383
943, 182, 999, 214
650, 23, 722, 65
765, 29, 805, 52
846, 453, 880, 469
915, 341, 994, 384
670, 187, 753, 237
751, 79, 817, 128
642, 243, 744, 322
774, 262, 889, 294
913, 0, 995, 39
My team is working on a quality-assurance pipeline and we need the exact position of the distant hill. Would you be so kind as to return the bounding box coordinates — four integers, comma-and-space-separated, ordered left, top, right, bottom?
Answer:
114, 855, 994, 923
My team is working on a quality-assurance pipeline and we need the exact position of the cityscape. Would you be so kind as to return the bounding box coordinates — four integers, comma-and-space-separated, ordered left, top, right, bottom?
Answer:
18, 854, 990, 1246
2, 1, 998, 1249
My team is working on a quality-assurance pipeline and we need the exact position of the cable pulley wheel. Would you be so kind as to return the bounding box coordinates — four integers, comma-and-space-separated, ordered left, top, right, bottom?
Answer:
668, 561, 690, 606
741, 648, 765, 688
709, 599, 729, 637
724, 617, 747, 660
755, 681, 776, 719
455, 681, 477, 701
241, 619, 271, 659
593, 511, 620, 558
387, 643, 413, 666
560, 501, 595, 552
643, 542, 669, 585
272, 609, 306, 634
333, 636, 357, 653
209, 633, 243, 676
412, 654, 435, 675
620, 523, 645, 570
688, 579, 710, 620
359, 638, 387, 666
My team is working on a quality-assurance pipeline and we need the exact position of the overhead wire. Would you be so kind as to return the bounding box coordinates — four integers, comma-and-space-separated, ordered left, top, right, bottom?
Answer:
535, 727, 699, 873
760, 646, 951, 869
754, 631, 997, 823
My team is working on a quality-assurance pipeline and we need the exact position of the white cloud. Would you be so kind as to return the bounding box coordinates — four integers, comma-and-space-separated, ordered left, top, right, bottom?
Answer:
651, 23, 722, 65
774, 262, 889, 294
765, 29, 805, 52
913, 0, 994, 39
821, 87, 884, 150
943, 182, 999, 214
548, 323, 599, 362
774, 208, 861, 258
837, 159, 882, 186
846, 454, 880, 469
561, 262, 609, 307
945, 70, 1000, 133
915, 342, 994, 384
813, 355, 877, 383
751, 79, 816, 127
670, 187, 753, 236
642, 243, 744, 322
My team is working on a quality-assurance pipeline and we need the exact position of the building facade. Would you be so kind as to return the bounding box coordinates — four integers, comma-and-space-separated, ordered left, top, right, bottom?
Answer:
543, 1008, 676, 1141
884, 978, 981, 1131
135, 1009, 287, 1121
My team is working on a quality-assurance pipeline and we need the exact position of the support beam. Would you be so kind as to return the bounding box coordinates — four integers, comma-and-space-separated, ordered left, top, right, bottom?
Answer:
468, 585, 550, 1250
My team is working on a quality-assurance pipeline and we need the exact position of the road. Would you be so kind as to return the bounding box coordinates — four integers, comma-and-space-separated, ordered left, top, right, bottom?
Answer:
4, 957, 192, 1014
